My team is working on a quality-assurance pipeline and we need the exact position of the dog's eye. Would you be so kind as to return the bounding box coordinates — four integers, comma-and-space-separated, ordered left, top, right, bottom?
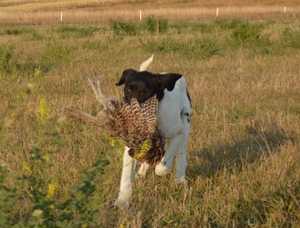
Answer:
126, 89, 132, 94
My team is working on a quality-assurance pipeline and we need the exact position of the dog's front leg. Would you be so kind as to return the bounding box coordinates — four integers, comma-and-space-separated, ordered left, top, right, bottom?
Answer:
113, 146, 136, 208
155, 132, 183, 176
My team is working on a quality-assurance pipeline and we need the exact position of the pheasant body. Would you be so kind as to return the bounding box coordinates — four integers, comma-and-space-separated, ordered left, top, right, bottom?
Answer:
65, 95, 165, 166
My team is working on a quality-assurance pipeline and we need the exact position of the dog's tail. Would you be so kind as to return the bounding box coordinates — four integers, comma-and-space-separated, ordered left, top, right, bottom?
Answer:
139, 55, 154, 72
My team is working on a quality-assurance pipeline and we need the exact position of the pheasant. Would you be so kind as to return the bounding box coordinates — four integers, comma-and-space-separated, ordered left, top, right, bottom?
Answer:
64, 71, 165, 166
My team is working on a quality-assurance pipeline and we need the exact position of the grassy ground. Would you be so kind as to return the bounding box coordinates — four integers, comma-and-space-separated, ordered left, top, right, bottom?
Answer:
1, 15, 300, 227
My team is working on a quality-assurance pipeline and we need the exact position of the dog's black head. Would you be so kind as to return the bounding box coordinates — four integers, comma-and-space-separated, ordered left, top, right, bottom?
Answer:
116, 69, 182, 103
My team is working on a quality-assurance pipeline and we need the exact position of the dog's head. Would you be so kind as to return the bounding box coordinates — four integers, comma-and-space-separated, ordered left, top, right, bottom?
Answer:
116, 69, 182, 103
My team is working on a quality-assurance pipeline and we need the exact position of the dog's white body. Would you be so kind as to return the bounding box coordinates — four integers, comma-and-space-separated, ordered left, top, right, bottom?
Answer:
114, 56, 191, 207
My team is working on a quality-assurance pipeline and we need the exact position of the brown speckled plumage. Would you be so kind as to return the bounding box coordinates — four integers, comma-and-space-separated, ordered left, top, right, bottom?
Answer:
65, 72, 165, 165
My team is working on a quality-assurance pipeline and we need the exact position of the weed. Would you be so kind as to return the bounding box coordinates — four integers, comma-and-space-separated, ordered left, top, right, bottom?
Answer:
280, 27, 300, 49
191, 22, 214, 33
214, 18, 246, 30
4, 29, 23, 36
82, 40, 108, 51
28, 29, 44, 41
143, 15, 169, 35
0, 164, 17, 226
109, 21, 138, 36
0, 88, 110, 227
55, 25, 100, 38
140, 36, 219, 59
231, 22, 262, 43
0, 43, 15, 74
17, 58, 40, 76
40, 36, 73, 71
184, 37, 220, 59
140, 36, 181, 53
226, 104, 255, 121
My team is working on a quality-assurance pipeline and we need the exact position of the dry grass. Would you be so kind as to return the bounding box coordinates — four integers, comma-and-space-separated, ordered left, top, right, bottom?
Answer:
0, 0, 299, 25
1, 17, 300, 227
1, 0, 300, 11
1, 6, 300, 26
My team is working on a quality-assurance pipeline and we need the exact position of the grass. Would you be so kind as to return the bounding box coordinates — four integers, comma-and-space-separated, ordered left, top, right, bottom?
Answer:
0, 16, 300, 227
0, 0, 300, 25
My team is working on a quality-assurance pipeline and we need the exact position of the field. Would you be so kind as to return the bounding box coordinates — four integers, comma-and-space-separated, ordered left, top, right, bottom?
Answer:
1, 0, 300, 227
1, 0, 300, 25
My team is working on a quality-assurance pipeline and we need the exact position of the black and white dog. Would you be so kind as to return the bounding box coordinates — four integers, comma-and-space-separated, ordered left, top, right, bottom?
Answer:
113, 56, 191, 207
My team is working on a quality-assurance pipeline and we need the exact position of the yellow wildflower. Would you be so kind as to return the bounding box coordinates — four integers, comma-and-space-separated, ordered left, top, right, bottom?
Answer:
107, 135, 115, 147
23, 162, 32, 174
35, 68, 41, 77
135, 140, 149, 159
46, 179, 58, 200
37, 95, 51, 119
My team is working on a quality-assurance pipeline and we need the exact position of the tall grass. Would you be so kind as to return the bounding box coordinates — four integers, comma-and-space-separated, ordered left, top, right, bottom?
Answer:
0, 0, 300, 25
1, 17, 300, 227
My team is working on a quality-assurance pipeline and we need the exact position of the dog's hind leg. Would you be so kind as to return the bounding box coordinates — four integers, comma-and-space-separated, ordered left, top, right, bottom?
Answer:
113, 146, 136, 208
137, 162, 150, 178
155, 131, 183, 176
175, 112, 191, 184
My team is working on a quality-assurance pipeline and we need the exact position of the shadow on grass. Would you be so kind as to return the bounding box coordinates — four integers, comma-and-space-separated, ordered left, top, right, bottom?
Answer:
187, 121, 293, 179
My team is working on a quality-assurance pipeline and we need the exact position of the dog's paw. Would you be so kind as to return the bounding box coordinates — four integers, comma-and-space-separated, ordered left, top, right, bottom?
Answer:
112, 188, 132, 209
155, 163, 170, 176
175, 176, 187, 185
112, 197, 130, 209
135, 172, 145, 180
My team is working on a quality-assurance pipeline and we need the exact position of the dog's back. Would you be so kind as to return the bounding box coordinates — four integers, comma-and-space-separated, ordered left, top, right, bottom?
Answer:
157, 76, 191, 138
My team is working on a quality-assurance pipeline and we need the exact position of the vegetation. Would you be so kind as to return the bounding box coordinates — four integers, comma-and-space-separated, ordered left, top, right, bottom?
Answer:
0, 0, 300, 25
1, 16, 300, 227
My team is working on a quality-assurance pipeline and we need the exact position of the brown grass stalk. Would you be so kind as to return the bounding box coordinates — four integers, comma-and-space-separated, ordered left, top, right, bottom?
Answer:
0, 5, 300, 25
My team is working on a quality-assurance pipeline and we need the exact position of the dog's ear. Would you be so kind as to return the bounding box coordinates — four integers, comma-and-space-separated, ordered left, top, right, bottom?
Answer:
115, 69, 137, 86
156, 73, 182, 91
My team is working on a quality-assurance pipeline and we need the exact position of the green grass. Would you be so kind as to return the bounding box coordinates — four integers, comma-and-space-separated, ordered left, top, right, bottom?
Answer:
0, 17, 300, 227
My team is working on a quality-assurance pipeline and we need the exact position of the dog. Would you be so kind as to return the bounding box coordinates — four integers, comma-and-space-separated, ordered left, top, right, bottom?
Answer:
113, 55, 191, 207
